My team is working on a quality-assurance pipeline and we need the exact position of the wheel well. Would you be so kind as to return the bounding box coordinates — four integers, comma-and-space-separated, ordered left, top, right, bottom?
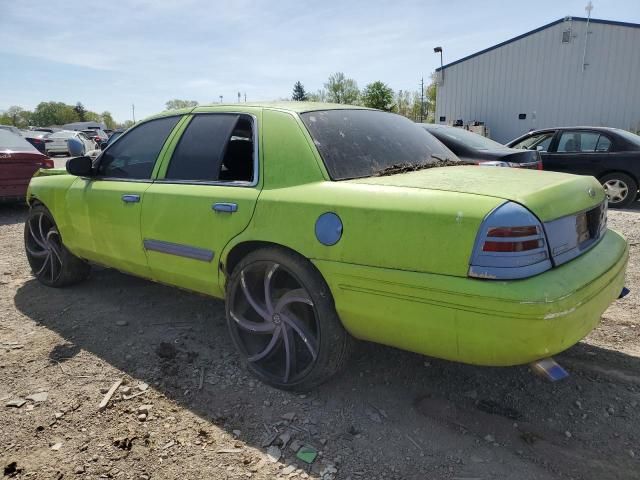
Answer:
223, 241, 305, 277
598, 170, 639, 185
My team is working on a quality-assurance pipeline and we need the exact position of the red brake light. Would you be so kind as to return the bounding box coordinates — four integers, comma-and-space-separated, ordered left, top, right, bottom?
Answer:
487, 226, 538, 237
42, 158, 54, 169
483, 239, 542, 252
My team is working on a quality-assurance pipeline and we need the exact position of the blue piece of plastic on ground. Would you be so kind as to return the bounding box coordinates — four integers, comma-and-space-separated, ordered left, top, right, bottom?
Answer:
547, 364, 569, 382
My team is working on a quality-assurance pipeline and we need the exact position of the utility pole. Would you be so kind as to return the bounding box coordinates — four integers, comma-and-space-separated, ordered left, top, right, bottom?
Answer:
420, 77, 425, 123
244, 92, 247, 103
237, 92, 241, 103
132, 104, 135, 123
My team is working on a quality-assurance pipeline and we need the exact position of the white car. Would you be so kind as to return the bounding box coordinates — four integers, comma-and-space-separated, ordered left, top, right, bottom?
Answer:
45, 130, 96, 156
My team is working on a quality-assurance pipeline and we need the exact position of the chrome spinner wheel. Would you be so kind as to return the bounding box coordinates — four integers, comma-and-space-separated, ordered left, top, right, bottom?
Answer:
25, 211, 64, 284
227, 260, 320, 385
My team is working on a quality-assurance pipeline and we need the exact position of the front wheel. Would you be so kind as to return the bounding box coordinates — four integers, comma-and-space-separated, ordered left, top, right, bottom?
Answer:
24, 204, 91, 287
225, 247, 352, 391
601, 172, 638, 209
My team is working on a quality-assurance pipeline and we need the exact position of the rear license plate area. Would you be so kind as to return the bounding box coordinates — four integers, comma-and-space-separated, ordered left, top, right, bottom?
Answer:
576, 205, 603, 245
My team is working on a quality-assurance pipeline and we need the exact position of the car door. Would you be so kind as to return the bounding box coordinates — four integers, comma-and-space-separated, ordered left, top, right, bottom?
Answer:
64, 115, 183, 277
544, 130, 611, 175
140, 112, 261, 298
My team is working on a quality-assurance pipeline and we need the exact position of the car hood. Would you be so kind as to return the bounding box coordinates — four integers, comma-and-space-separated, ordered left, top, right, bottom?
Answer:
347, 166, 605, 222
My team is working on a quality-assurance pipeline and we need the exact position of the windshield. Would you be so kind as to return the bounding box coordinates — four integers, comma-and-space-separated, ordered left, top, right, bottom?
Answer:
300, 110, 461, 180
0, 129, 38, 152
425, 125, 507, 150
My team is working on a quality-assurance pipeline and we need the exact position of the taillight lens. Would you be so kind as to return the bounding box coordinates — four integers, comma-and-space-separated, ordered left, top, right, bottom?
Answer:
469, 202, 551, 279
42, 158, 54, 168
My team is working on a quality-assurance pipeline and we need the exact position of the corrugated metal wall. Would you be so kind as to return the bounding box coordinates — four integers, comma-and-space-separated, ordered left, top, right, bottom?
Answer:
435, 19, 640, 143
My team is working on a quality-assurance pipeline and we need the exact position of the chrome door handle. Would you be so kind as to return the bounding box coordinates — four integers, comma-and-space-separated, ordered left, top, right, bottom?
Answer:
212, 202, 238, 213
122, 194, 140, 203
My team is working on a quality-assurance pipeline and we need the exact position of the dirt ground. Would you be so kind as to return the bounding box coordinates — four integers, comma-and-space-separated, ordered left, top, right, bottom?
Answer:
1, 202, 639, 480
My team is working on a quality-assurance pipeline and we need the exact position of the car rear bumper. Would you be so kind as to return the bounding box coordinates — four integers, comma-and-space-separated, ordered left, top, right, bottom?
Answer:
313, 229, 628, 366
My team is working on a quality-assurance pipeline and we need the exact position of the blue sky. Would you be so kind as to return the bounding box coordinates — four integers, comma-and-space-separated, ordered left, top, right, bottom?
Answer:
2, 0, 639, 123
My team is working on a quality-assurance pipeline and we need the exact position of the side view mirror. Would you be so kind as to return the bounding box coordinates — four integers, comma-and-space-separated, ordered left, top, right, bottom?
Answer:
67, 137, 85, 157
66, 156, 94, 177
100, 141, 108, 150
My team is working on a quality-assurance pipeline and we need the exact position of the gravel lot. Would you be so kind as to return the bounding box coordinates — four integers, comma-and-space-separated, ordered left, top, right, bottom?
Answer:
1, 202, 639, 479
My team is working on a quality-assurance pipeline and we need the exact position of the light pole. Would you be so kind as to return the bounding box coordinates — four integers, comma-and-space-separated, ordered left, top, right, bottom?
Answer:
434, 46, 443, 84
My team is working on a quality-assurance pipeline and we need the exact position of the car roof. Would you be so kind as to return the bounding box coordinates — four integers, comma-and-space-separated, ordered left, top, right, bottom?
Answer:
526, 126, 622, 134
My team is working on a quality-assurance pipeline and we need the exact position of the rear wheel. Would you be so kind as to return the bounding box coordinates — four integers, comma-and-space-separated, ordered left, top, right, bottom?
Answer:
225, 247, 352, 390
24, 204, 90, 287
601, 172, 638, 209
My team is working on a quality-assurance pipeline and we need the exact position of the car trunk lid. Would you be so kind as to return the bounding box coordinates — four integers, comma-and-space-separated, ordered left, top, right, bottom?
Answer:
348, 165, 604, 222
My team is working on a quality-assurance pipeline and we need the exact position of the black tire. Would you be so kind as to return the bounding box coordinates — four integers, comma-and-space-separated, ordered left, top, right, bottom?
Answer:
600, 172, 638, 209
225, 246, 352, 391
24, 204, 90, 287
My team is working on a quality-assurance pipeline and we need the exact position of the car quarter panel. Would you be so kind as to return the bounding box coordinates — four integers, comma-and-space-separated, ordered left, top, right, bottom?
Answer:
312, 229, 628, 365
223, 181, 503, 280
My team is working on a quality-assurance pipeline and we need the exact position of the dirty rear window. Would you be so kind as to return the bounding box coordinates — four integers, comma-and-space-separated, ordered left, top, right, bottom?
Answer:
300, 109, 460, 180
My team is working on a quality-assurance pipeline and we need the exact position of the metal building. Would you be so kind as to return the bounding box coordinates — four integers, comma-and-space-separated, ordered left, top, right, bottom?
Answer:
434, 17, 640, 143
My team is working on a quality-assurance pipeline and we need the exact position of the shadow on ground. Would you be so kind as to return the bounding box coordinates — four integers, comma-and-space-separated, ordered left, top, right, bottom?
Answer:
12, 264, 640, 479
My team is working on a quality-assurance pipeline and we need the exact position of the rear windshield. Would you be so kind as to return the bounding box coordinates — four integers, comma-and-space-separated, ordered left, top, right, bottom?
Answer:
425, 125, 507, 150
0, 129, 38, 152
50, 131, 74, 138
614, 128, 640, 148
300, 109, 460, 180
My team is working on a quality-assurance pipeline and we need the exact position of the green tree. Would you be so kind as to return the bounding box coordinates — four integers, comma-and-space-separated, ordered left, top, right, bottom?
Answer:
118, 120, 135, 129
425, 76, 437, 122
0, 106, 31, 128
31, 102, 79, 126
324, 72, 359, 104
307, 89, 327, 102
74, 102, 87, 121
165, 99, 199, 110
101, 111, 116, 129
292, 81, 308, 101
361, 81, 394, 111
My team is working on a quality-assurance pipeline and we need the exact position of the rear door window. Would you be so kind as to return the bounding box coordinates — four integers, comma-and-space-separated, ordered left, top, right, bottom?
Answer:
165, 114, 255, 183
97, 116, 180, 179
557, 131, 607, 153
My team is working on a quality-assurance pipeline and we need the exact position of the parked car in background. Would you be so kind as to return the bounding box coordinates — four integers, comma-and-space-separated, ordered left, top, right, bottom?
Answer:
421, 124, 542, 169
0, 125, 23, 136
508, 127, 640, 208
45, 130, 95, 157
81, 129, 109, 148
24, 104, 628, 390
105, 128, 125, 146
0, 130, 53, 201
22, 130, 53, 154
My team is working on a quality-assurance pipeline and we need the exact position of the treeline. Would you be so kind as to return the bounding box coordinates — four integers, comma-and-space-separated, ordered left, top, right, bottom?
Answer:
293, 72, 437, 122
0, 102, 125, 129
162, 72, 438, 122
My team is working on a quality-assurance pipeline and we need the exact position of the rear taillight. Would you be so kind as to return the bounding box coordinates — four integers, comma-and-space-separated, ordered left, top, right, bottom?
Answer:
469, 202, 551, 279
42, 158, 54, 168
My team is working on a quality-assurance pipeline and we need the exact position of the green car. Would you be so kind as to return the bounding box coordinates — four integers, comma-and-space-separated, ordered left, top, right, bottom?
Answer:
25, 103, 629, 390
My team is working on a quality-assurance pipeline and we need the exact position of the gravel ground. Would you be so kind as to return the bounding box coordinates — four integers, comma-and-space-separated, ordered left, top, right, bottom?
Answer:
1, 202, 639, 480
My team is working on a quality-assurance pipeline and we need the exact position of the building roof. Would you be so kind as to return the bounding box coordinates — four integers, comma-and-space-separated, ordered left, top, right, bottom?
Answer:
435, 17, 640, 71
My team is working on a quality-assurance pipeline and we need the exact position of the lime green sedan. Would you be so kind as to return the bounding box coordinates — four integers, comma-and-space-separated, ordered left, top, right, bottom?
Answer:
24, 103, 629, 390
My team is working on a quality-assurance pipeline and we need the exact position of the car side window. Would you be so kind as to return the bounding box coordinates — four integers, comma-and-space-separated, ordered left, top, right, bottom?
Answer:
97, 116, 180, 179
557, 131, 604, 153
595, 135, 611, 152
513, 132, 553, 151
165, 114, 255, 183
